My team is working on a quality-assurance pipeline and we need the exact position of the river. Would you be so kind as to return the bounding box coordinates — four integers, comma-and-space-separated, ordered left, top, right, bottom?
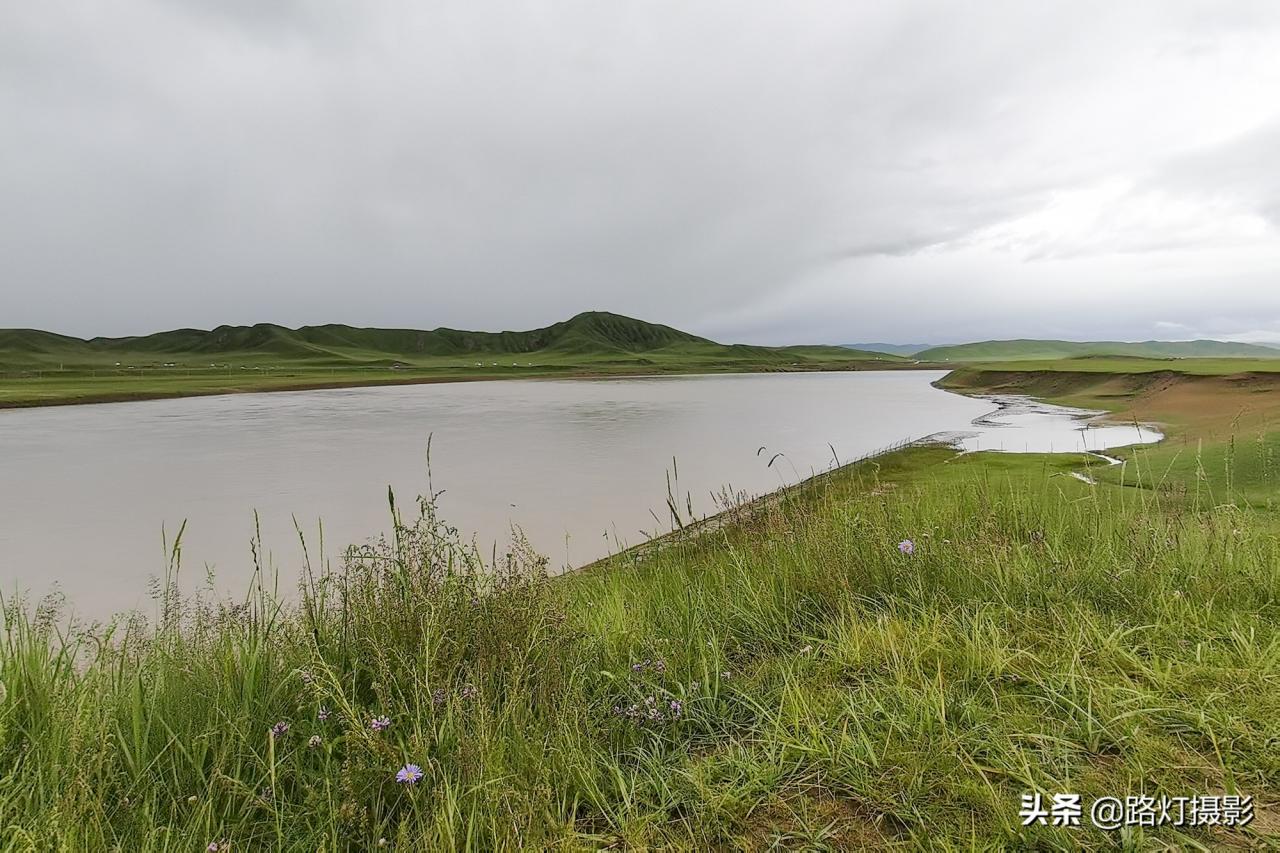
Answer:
0, 371, 1158, 617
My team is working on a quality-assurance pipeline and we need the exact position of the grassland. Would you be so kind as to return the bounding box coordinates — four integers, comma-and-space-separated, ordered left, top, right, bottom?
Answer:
1, 357, 1278, 849
0, 312, 908, 409
918, 339, 1280, 362
939, 360, 1280, 511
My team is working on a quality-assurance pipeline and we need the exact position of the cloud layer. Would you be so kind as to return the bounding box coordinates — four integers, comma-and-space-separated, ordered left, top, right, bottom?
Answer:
3, 1, 1279, 344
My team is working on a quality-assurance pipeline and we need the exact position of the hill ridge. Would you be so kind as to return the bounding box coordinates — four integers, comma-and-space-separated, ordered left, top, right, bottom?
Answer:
1, 312, 895, 368
14, 312, 711, 359
916, 338, 1280, 361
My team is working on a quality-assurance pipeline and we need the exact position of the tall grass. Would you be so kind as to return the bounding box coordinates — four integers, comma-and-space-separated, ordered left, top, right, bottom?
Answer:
1, 447, 1277, 849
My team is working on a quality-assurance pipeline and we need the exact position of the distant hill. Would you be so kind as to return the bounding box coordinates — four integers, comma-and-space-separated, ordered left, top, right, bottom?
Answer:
842, 343, 932, 357
84, 312, 712, 359
1, 312, 902, 368
915, 339, 1280, 362
0, 329, 96, 356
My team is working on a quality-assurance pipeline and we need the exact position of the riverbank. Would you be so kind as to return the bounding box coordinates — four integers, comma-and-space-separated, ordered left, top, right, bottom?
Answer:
0, 360, 927, 410
937, 362, 1280, 434
939, 363, 1280, 508
2, 365, 1277, 848
0, 311, 922, 409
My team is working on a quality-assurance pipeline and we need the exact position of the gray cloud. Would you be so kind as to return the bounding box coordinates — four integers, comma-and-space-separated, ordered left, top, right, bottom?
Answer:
2, 1, 1280, 344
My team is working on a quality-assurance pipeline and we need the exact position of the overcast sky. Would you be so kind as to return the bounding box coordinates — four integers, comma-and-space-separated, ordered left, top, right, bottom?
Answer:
3, 1, 1280, 345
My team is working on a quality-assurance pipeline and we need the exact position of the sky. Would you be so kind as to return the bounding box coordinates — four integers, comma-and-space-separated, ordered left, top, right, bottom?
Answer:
3, 1, 1280, 346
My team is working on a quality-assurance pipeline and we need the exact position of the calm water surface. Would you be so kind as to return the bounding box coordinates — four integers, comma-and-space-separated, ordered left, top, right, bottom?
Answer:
0, 372, 1156, 616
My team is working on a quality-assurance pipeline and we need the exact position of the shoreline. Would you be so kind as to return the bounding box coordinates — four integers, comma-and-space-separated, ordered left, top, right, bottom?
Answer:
571, 435, 931, 577
577, 386, 1160, 575
0, 362, 933, 412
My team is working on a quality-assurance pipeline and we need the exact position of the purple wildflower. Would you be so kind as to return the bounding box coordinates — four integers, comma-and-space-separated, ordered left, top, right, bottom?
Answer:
307, 734, 322, 749
652, 659, 667, 674
317, 706, 330, 721
432, 688, 447, 707
460, 684, 478, 701
206, 844, 220, 853
396, 763, 424, 784
269, 721, 289, 738
614, 690, 690, 727
370, 715, 392, 732
898, 539, 915, 556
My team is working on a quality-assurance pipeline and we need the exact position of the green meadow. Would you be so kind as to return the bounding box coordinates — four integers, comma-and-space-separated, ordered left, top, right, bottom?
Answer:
1, 358, 1278, 849
916, 339, 1280, 362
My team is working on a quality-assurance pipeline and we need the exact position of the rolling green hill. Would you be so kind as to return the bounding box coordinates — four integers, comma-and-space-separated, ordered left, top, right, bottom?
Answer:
0, 329, 96, 356
3, 312, 896, 368
85, 312, 716, 360
916, 338, 1280, 362
0, 312, 910, 407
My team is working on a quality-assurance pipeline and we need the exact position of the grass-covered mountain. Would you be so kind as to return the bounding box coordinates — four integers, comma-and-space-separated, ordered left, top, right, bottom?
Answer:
86, 312, 712, 358
0, 312, 900, 369
916, 338, 1280, 362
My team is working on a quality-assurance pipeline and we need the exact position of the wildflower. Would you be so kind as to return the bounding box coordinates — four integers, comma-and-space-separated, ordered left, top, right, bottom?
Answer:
307, 734, 322, 749
631, 659, 648, 672
898, 539, 915, 556
371, 715, 392, 732
800, 644, 813, 655
299, 669, 313, 685
688, 681, 700, 694
187, 795, 198, 805
206, 843, 221, 852
396, 763, 424, 784
317, 706, 330, 721
432, 688, 446, 707
460, 684, 478, 701
669, 699, 683, 718
377, 839, 388, 848
269, 721, 290, 738
652, 659, 667, 674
